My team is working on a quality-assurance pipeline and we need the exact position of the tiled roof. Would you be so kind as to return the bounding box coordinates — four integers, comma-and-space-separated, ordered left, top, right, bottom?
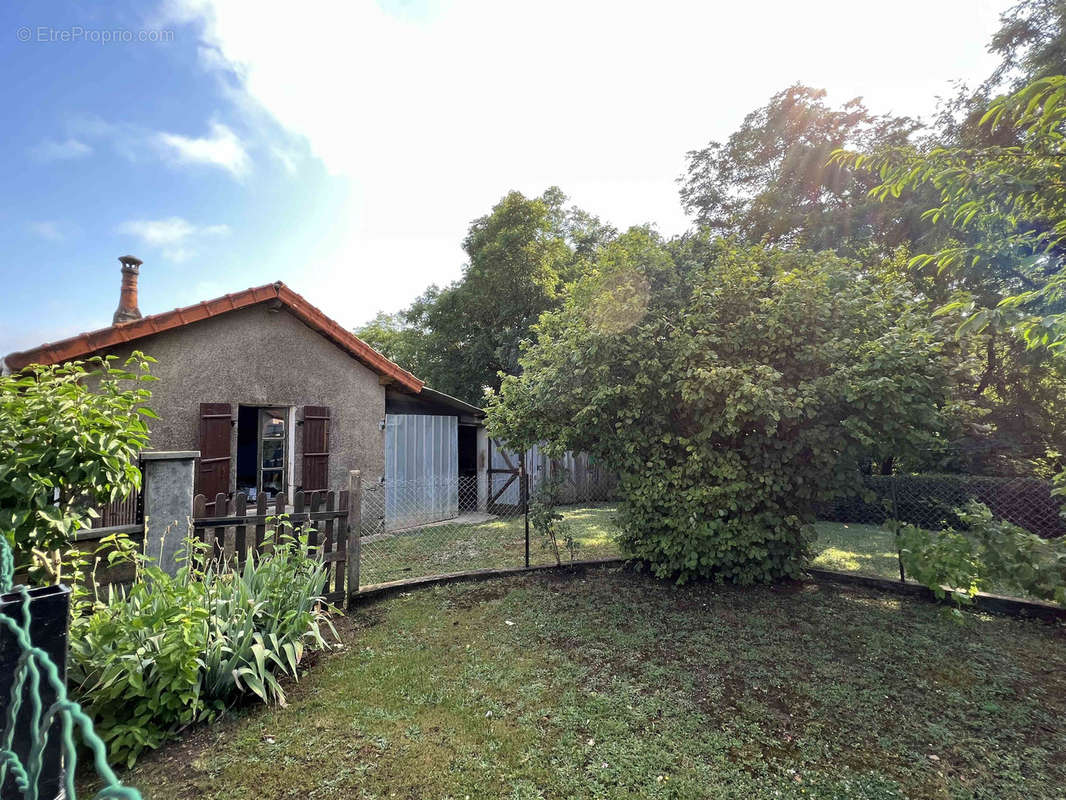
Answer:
3, 281, 424, 392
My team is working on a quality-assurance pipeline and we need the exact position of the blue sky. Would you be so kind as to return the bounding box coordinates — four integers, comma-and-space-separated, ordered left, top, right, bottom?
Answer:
1, 0, 1009, 356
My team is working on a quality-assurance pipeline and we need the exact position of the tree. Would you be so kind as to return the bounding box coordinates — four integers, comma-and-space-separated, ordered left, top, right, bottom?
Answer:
832, 74, 1066, 493
356, 188, 615, 404
356, 306, 438, 383
987, 0, 1066, 90
488, 231, 953, 584
835, 77, 1066, 356
679, 85, 928, 259
0, 354, 156, 580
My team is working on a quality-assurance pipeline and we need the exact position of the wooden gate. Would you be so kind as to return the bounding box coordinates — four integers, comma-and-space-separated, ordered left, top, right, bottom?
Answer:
487, 438, 528, 513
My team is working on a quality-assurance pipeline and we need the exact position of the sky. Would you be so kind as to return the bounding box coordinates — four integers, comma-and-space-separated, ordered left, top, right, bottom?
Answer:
0, 0, 1011, 356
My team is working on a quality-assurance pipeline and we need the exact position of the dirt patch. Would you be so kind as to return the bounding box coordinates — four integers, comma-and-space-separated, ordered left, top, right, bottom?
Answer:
440, 580, 516, 609
345, 602, 388, 630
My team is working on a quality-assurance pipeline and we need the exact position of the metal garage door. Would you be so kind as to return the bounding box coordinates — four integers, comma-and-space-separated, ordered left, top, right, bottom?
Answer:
384, 414, 458, 529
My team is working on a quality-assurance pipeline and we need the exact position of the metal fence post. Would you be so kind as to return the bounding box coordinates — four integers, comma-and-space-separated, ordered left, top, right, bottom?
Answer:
891, 476, 906, 583
521, 454, 530, 569
346, 470, 362, 606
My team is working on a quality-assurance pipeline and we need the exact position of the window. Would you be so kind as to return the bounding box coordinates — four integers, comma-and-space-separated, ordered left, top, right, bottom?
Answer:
259, 409, 286, 498
236, 405, 290, 501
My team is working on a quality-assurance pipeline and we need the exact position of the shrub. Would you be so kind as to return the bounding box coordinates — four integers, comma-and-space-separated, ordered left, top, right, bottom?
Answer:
530, 473, 578, 566
0, 354, 155, 582
489, 234, 953, 584
898, 502, 1066, 606
68, 526, 336, 767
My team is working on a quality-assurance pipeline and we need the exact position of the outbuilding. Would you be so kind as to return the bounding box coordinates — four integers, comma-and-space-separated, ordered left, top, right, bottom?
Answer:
3, 257, 489, 522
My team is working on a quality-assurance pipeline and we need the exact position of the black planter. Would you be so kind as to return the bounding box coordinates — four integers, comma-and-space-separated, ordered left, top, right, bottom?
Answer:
0, 583, 71, 800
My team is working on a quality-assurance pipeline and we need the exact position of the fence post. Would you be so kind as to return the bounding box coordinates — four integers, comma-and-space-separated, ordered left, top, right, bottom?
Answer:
142, 450, 200, 574
891, 476, 906, 583
346, 470, 362, 607
521, 454, 530, 569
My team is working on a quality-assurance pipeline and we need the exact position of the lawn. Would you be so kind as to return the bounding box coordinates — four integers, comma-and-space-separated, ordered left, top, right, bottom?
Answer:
361, 512, 898, 587
360, 503, 622, 585
810, 521, 900, 579
117, 567, 1066, 800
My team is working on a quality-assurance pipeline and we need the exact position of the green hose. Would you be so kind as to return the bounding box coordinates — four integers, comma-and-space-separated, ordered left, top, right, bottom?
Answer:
0, 536, 142, 799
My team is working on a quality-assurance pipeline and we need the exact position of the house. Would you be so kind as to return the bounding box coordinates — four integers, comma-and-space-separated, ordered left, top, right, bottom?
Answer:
3, 257, 489, 523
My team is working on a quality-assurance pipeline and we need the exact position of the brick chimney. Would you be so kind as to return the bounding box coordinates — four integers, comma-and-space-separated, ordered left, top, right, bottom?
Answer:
113, 255, 143, 324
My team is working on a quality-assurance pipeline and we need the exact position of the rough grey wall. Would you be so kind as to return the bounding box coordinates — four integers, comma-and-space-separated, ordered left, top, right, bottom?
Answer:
142, 452, 197, 573
102, 304, 386, 493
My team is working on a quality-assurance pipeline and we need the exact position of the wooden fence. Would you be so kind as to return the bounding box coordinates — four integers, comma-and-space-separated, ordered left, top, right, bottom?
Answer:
66, 490, 146, 589
88, 491, 141, 529
192, 472, 362, 606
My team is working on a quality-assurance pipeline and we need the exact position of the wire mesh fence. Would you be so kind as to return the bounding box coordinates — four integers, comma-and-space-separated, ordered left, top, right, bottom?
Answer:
355, 466, 1063, 605
0, 538, 142, 800
818, 474, 1065, 537
358, 475, 623, 586
811, 472, 1066, 589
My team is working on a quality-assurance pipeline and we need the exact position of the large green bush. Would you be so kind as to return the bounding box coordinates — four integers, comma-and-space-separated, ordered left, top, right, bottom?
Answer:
68, 527, 336, 767
488, 233, 952, 584
0, 354, 155, 581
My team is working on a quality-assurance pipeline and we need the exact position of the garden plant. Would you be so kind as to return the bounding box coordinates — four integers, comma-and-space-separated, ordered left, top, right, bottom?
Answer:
0, 354, 155, 582
68, 523, 337, 767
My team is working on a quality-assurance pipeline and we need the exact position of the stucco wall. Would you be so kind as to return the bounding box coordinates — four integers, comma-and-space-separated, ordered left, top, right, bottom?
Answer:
102, 304, 385, 493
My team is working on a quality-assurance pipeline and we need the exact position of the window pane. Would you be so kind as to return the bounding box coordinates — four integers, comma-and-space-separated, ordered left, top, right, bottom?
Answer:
263, 416, 285, 438
261, 470, 283, 495
261, 440, 284, 469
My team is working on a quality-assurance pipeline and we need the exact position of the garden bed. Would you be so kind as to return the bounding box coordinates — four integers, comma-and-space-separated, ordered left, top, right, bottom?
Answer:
113, 567, 1066, 800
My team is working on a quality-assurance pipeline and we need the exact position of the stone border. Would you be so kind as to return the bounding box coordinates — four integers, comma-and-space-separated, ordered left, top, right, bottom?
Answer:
352, 559, 1065, 622
806, 567, 1066, 622
353, 558, 626, 603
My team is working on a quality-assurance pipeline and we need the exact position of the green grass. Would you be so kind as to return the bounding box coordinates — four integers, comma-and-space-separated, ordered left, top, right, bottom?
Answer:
809, 522, 1059, 603
811, 521, 900, 579
362, 514, 1047, 599
115, 567, 1066, 800
360, 503, 622, 585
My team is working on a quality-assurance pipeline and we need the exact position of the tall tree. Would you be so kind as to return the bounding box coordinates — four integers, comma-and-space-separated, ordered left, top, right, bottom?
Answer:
357, 188, 615, 404
987, 0, 1066, 89
679, 85, 928, 259
834, 76, 1066, 478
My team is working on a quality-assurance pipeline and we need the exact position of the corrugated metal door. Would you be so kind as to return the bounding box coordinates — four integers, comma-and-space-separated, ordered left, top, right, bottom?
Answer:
385, 414, 458, 529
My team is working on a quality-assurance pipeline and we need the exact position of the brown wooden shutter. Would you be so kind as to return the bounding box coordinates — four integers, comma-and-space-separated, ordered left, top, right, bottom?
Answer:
197, 403, 232, 513
302, 406, 330, 491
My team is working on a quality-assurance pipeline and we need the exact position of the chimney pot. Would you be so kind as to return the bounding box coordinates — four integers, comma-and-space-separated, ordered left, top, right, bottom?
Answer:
113, 255, 143, 325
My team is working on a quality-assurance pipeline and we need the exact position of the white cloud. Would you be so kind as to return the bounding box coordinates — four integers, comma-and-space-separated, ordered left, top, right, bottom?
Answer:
117, 216, 230, 262
155, 121, 250, 176
28, 221, 65, 241
30, 138, 92, 162
163, 0, 1008, 326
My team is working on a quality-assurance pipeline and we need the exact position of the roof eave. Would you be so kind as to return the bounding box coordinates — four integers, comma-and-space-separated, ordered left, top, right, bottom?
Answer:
2, 281, 424, 393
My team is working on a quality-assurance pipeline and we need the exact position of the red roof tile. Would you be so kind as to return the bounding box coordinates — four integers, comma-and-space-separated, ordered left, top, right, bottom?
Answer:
3, 281, 424, 392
